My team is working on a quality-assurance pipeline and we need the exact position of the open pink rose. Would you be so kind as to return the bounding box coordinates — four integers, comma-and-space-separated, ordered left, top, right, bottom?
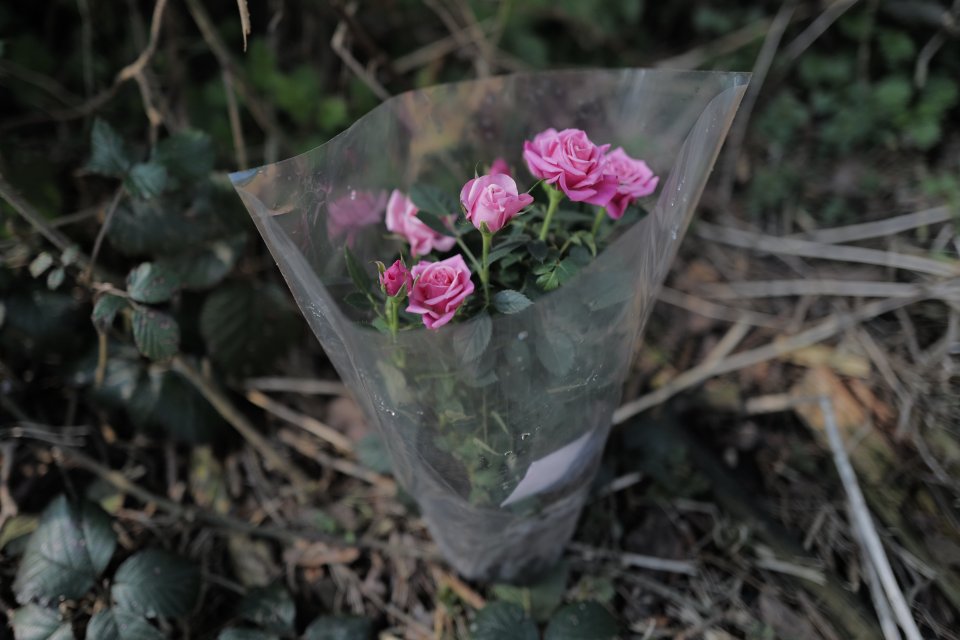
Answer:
460, 174, 534, 233
490, 157, 510, 176
327, 190, 387, 245
385, 189, 456, 258
603, 148, 659, 219
380, 259, 411, 297
406, 254, 474, 329
522, 128, 617, 206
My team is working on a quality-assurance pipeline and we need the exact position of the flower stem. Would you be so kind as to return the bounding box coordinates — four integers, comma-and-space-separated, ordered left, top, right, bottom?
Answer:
590, 207, 606, 239
455, 235, 482, 273
538, 183, 563, 242
480, 228, 492, 307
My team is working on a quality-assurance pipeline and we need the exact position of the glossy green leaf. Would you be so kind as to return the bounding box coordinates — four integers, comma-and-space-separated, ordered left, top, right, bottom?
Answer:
199, 282, 299, 372
544, 601, 619, 640
87, 119, 131, 177
492, 561, 569, 622
413, 209, 456, 237
535, 257, 580, 292
112, 549, 200, 618
218, 630, 280, 640
11, 605, 72, 640
344, 246, 373, 294
238, 584, 295, 633
13, 496, 117, 604
535, 330, 575, 377
153, 130, 214, 183
126, 262, 180, 303
124, 162, 168, 199
410, 183, 460, 217
132, 308, 179, 361
454, 312, 491, 363
302, 616, 374, 640
156, 234, 245, 290
470, 602, 538, 640
87, 609, 165, 640
492, 290, 532, 314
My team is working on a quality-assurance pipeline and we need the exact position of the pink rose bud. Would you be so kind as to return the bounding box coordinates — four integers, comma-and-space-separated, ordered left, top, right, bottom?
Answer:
603, 147, 659, 220
490, 157, 511, 176
522, 128, 617, 206
406, 254, 475, 329
380, 259, 411, 297
385, 189, 457, 258
459, 174, 534, 233
326, 190, 387, 246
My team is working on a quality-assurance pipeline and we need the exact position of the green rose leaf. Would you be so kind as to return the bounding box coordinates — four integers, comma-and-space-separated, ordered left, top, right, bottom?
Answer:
199, 282, 299, 373
302, 615, 374, 640
153, 129, 214, 184
87, 118, 131, 177
471, 602, 538, 640
410, 183, 460, 217
534, 257, 580, 292
535, 330, 575, 377
126, 262, 180, 303
28, 252, 53, 278
124, 162, 168, 199
111, 549, 200, 618
487, 236, 530, 265
238, 584, 296, 633
453, 312, 491, 363
492, 290, 532, 315
492, 561, 569, 622
544, 601, 619, 640
344, 246, 373, 294
413, 209, 457, 237
356, 433, 392, 475
132, 308, 180, 361
11, 605, 73, 640
13, 495, 117, 604
45, 268, 65, 290
87, 609, 165, 640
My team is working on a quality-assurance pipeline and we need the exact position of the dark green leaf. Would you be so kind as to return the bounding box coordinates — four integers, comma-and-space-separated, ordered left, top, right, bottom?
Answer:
218, 630, 280, 640
344, 291, 373, 311
150, 368, 228, 443
567, 246, 592, 267
544, 601, 619, 640
344, 246, 372, 294
112, 549, 200, 618
238, 584, 295, 633
126, 262, 180, 303
199, 283, 299, 373
87, 119, 131, 177
13, 496, 117, 604
28, 252, 53, 278
535, 330, 575, 376
87, 609, 165, 640
302, 616, 373, 640
536, 258, 581, 292
45, 268, 65, 290
153, 130, 214, 183
492, 561, 569, 622
413, 209, 456, 237
132, 308, 179, 361
492, 290, 532, 315
357, 434, 392, 475
11, 605, 72, 640
124, 162, 168, 199
471, 602, 538, 640
410, 183, 460, 217
156, 234, 245, 290
453, 312, 491, 363
527, 240, 548, 262
487, 237, 530, 265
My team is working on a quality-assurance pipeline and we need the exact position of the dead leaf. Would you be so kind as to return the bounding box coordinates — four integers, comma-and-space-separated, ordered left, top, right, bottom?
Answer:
228, 534, 277, 587
782, 344, 870, 378
285, 540, 360, 568
759, 590, 820, 640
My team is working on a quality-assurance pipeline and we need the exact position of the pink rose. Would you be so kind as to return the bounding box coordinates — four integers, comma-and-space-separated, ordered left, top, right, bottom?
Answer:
406, 254, 475, 329
522, 128, 617, 206
326, 190, 387, 245
380, 259, 411, 297
385, 189, 457, 258
490, 157, 511, 176
459, 174, 534, 233
603, 148, 659, 219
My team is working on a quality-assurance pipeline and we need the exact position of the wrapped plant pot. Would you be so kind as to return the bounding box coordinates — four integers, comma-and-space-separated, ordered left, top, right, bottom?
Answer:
231, 69, 748, 582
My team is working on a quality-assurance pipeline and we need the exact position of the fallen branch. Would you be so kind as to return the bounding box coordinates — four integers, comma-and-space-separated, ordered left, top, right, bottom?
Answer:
567, 542, 698, 576
247, 389, 354, 454
700, 278, 959, 301
790, 206, 954, 245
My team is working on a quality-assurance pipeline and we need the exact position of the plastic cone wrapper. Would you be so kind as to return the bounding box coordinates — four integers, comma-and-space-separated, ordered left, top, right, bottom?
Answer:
232, 69, 749, 582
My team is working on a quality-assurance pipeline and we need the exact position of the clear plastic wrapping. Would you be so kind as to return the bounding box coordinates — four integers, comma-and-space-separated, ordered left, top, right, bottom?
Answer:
232, 69, 748, 582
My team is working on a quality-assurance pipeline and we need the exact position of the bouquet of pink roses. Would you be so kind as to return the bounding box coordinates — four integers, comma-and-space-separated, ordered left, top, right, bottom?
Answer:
233, 69, 747, 582
354, 128, 659, 336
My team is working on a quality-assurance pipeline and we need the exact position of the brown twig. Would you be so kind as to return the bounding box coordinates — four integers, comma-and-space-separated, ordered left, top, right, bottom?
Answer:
171, 356, 312, 492
246, 389, 354, 454
657, 286, 784, 329
221, 68, 248, 170
84, 188, 124, 283
277, 428, 395, 493
331, 12, 390, 101
789, 206, 954, 244
567, 542, 698, 576
244, 377, 348, 396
